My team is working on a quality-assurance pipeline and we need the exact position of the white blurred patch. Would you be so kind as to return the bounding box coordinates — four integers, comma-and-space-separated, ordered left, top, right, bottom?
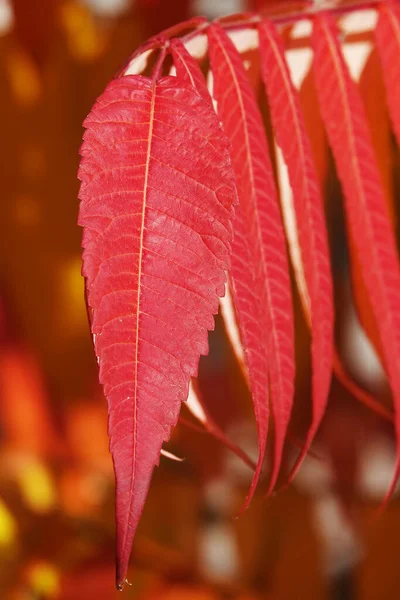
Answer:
186, 382, 207, 424
340, 9, 378, 35
293, 449, 333, 495
291, 19, 312, 40
342, 300, 385, 391
81, 0, 131, 17
358, 435, 400, 499
192, 0, 245, 19
124, 48, 152, 76
313, 494, 362, 576
275, 144, 311, 314
285, 47, 313, 90
229, 28, 258, 53
185, 34, 208, 60
204, 477, 236, 514
220, 282, 245, 366
206, 69, 219, 113
224, 421, 258, 485
342, 42, 372, 82
0, 0, 13, 36
199, 522, 239, 582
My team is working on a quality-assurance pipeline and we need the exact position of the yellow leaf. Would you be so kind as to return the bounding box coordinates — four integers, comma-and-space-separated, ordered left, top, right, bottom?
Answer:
0, 500, 16, 546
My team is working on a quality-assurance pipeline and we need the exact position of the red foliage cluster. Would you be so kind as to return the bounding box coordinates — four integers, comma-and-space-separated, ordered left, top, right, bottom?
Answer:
78, 0, 400, 588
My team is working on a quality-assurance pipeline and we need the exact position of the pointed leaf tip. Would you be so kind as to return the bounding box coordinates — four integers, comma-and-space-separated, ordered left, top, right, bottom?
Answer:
312, 13, 400, 501
79, 74, 238, 583
259, 18, 334, 483
208, 22, 295, 501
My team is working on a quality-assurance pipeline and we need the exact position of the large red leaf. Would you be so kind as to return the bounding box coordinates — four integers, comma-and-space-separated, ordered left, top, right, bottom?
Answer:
259, 19, 334, 476
375, 1, 400, 149
208, 23, 295, 495
78, 73, 238, 587
312, 13, 400, 499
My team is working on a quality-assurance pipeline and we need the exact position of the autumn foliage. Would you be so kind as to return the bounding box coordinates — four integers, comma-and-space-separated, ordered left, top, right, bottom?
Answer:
77, 0, 400, 590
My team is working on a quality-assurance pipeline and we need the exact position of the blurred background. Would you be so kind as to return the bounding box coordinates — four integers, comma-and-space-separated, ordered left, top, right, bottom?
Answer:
1, 0, 400, 598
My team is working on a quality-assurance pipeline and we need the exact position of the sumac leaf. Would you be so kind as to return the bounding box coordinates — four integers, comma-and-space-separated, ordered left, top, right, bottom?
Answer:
312, 13, 400, 499
259, 19, 334, 476
170, 39, 260, 478
346, 46, 394, 371
171, 37, 270, 503
78, 73, 238, 587
300, 69, 329, 187
208, 23, 295, 496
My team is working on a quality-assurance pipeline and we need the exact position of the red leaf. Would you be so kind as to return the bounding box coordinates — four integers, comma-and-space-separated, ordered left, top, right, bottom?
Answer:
344, 46, 396, 381
299, 70, 329, 187
259, 19, 334, 477
208, 23, 295, 496
171, 37, 268, 503
170, 38, 209, 96
226, 215, 273, 505
312, 13, 400, 500
170, 39, 259, 475
78, 73, 238, 587
375, 1, 400, 150
269, 38, 389, 427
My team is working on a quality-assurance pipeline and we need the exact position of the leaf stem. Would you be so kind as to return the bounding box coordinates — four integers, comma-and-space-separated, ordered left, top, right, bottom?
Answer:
178, 415, 257, 472
124, 0, 385, 77
180, 0, 385, 44
151, 45, 168, 80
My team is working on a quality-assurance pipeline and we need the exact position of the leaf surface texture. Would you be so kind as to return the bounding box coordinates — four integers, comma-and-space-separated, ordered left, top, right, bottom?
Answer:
312, 14, 400, 498
259, 19, 334, 476
171, 37, 270, 502
208, 23, 295, 496
78, 74, 237, 586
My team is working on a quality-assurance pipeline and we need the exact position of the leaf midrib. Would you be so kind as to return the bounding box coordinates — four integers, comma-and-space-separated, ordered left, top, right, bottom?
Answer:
212, 27, 288, 487
321, 18, 397, 379
121, 80, 156, 566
